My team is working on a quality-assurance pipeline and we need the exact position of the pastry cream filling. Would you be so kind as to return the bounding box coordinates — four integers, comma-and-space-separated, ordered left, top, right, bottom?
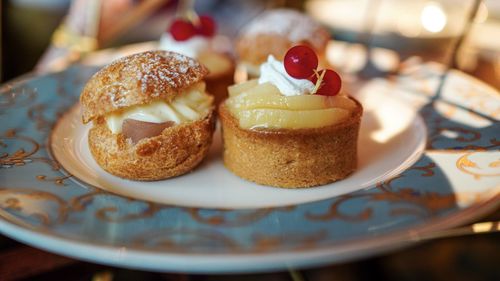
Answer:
105, 83, 212, 134
159, 33, 211, 59
226, 79, 356, 130
159, 34, 231, 77
197, 52, 232, 78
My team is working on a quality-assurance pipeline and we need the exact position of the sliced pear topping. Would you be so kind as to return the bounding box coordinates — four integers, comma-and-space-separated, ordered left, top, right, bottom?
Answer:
236, 108, 350, 129
228, 79, 259, 97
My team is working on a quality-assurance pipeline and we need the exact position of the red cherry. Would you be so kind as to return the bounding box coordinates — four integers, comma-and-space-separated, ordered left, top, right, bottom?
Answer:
169, 19, 196, 41
284, 45, 318, 79
197, 15, 216, 37
311, 69, 342, 96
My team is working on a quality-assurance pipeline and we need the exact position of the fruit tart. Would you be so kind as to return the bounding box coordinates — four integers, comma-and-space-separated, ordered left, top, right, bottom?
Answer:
235, 8, 330, 79
80, 51, 215, 181
159, 14, 234, 106
220, 46, 362, 188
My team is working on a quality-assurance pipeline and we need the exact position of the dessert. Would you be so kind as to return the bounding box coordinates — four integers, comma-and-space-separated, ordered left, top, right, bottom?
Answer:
159, 14, 234, 106
220, 46, 362, 188
80, 51, 215, 181
235, 8, 330, 79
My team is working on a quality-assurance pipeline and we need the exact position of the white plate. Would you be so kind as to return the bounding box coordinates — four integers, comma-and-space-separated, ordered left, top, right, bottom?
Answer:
1, 61, 498, 274
51, 92, 426, 209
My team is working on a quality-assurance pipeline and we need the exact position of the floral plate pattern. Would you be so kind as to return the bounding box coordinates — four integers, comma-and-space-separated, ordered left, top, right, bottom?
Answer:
0, 64, 499, 273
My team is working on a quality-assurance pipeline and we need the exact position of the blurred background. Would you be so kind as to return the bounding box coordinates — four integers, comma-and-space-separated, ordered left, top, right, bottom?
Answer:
0, 0, 499, 280
1, 0, 499, 87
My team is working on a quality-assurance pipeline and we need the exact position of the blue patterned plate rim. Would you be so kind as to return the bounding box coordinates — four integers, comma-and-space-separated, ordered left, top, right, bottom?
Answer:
0, 64, 499, 272
0, 194, 498, 273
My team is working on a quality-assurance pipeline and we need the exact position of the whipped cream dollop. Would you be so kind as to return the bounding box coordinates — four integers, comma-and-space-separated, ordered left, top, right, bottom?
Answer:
159, 33, 211, 58
258, 55, 315, 96
105, 83, 212, 134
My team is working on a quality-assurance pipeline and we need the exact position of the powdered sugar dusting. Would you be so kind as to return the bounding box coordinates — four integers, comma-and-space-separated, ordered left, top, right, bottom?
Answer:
118, 51, 201, 96
242, 9, 327, 50
81, 50, 208, 122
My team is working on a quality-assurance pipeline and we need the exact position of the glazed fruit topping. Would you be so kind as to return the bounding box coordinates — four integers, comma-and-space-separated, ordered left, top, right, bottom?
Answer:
284, 45, 318, 79
227, 80, 355, 129
169, 19, 196, 41
197, 15, 216, 37
310, 69, 342, 96
169, 15, 217, 41
283, 45, 342, 96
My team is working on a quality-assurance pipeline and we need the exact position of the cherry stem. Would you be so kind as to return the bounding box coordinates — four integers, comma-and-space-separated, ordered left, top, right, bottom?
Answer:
311, 69, 326, 95
187, 10, 200, 26
176, 0, 199, 25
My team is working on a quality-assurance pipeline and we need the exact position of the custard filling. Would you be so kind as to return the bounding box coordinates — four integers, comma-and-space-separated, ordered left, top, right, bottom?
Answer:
226, 80, 356, 130
158, 33, 232, 78
198, 52, 233, 78
105, 82, 213, 134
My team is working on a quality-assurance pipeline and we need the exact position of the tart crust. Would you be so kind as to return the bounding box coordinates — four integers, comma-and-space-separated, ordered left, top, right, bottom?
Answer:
219, 98, 362, 188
